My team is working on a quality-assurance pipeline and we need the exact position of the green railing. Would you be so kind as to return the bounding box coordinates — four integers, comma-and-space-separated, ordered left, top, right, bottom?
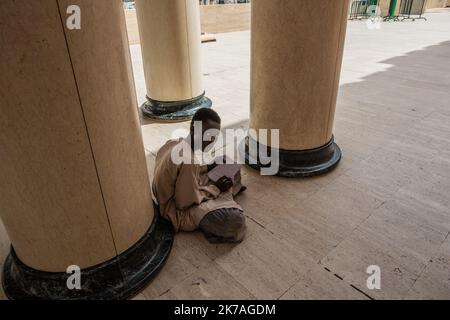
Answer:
384, 0, 427, 21
398, 0, 427, 21
349, 0, 379, 20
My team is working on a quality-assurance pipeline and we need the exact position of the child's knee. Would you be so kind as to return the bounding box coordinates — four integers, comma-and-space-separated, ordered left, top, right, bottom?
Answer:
230, 210, 247, 242
199, 208, 247, 243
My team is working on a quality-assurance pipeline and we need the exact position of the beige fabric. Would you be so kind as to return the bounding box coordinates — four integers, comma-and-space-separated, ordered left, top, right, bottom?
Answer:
153, 139, 243, 232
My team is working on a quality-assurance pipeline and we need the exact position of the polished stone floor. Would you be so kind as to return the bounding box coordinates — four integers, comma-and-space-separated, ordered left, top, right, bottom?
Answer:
1, 10, 450, 300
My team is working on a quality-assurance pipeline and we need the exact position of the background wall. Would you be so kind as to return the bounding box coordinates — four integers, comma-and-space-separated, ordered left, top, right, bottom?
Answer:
125, 3, 250, 43
126, 0, 449, 44
426, 0, 449, 8
200, 3, 251, 33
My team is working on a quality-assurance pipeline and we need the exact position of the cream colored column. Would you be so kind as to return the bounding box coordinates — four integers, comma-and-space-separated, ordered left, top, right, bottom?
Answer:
135, 0, 212, 120
247, 0, 349, 177
0, 0, 153, 273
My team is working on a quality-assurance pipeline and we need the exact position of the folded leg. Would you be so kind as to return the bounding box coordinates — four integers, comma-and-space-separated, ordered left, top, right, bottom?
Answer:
199, 208, 247, 244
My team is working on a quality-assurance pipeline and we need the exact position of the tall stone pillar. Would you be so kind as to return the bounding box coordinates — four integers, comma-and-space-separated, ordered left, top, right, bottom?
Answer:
245, 0, 349, 177
135, 0, 212, 121
0, 0, 173, 300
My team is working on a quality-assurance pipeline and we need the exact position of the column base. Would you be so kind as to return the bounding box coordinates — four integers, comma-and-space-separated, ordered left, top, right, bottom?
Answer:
243, 136, 342, 178
141, 91, 212, 121
1, 210, 174, 300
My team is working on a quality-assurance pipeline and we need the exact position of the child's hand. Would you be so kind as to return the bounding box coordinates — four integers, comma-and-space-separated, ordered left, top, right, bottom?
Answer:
215, 176, 233, 193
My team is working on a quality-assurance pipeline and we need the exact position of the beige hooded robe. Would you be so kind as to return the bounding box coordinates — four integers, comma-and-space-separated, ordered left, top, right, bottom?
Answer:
153, 139, 243, 232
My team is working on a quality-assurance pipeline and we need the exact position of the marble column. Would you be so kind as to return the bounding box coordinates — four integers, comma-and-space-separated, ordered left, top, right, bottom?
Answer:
245, 0, 349, 177
0, 0, 173, 300
135, 0, 212, 121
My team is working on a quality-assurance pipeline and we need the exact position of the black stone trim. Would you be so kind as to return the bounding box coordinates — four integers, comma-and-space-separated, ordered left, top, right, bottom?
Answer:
243, 135, 342, 178
141, 91, 212, 121
1, 208, 174, 300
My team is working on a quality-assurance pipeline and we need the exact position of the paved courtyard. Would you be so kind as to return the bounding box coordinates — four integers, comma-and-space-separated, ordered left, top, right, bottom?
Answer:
1, 9, 450, 300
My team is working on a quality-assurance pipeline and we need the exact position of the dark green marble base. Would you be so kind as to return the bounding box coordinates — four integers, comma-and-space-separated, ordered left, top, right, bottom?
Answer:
243, 135, 342, 178
1, 211, 174, 300
141, 91, 212, 121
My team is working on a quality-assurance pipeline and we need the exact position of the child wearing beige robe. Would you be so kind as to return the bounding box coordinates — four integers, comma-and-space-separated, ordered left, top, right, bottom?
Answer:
153, 138, 247, 243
